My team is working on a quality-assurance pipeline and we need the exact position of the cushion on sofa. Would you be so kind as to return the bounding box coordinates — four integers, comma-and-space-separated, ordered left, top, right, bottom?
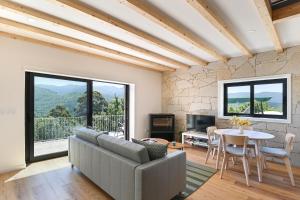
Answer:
132, 139, 168, 160
74, 127, 107, 145
97, 134, 150, 164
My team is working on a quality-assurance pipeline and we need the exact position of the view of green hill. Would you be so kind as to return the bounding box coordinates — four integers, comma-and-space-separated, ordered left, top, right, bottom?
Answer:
34, 86, 83, 117
34, 84, 125, 117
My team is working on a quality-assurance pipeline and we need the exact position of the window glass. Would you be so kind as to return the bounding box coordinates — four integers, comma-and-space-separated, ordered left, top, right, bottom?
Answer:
34, 77, 87, 156
254, 83, 283, 115
93, 81, 126, 139
227, 86, 251, 114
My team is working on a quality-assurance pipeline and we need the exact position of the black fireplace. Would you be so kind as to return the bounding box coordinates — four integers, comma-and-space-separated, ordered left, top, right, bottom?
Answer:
149, 114, 175, 141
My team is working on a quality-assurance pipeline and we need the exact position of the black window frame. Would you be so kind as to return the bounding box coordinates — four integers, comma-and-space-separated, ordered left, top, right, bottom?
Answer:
25, 72, 130, 163
224, 78, 287, 119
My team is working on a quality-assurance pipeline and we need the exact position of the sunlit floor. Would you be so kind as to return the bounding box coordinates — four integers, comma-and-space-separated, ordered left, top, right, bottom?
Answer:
1, 147, 299, 200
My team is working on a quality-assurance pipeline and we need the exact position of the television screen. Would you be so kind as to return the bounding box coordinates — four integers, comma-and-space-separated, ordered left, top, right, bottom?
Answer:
186, 114, 215, 132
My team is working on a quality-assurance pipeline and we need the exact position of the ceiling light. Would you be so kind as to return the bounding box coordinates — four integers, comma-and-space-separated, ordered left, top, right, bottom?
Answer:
248, 30, 256, 33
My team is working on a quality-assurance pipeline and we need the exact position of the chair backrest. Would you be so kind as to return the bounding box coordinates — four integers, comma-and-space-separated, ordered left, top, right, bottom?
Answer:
222, 134, 248, 155
206, 126, 217, 143
285, 133, 296, 154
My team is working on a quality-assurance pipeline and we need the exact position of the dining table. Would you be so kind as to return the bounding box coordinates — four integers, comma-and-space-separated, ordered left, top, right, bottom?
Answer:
214, 128, 275, 182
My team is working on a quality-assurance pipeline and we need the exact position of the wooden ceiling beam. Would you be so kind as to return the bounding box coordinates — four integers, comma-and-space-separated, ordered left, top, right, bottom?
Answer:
122, 0, 227, 62
56, 0, 207, 66
186, 0, 252, 57
253, 0, 283, 52
0, 17, 174, 72
0, 31, 164, 72
0, 0, 188, 69
272, 1, 300, 24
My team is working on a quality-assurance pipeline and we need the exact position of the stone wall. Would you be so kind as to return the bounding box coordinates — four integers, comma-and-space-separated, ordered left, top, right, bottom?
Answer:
162, 46, 300, 166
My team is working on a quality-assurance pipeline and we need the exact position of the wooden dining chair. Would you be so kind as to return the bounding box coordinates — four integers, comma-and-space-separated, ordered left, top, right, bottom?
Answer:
260, 133, 296, 186
205, 126, 218, 164
231, 126, 255, 164
220, 134, 251, 186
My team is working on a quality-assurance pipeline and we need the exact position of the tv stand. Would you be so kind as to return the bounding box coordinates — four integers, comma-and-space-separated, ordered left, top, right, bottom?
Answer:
181, 131, 208, 148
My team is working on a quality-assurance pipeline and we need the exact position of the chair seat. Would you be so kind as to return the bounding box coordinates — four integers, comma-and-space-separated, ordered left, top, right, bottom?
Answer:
226, 146, 246, 156
248, 140, 256, 146
211, 139, 219, 146
260, 147, 288, 157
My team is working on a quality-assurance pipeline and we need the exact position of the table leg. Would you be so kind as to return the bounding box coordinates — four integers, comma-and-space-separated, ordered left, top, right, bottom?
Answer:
216, 139, 222, 169
255, 140, 262, 182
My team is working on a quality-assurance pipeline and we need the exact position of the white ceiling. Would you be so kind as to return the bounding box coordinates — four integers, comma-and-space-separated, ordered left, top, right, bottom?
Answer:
0, 0, 299, 70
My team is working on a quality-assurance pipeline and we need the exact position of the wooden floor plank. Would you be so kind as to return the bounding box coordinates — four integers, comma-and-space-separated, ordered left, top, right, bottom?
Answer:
0, 147, 299, 200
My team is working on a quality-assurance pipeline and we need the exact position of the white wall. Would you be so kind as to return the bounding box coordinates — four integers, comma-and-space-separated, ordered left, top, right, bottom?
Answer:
0, 36, 162, 173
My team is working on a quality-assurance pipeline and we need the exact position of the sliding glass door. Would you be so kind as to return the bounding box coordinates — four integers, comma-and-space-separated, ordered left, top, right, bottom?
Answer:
92, 81, 127, 139
26, 72, 129, 163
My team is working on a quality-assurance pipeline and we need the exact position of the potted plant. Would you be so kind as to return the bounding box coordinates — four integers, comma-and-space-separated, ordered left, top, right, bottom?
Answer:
230, 116, 251, 134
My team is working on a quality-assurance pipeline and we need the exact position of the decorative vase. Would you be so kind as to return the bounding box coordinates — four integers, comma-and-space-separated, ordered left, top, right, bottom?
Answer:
239, 126, 244, 134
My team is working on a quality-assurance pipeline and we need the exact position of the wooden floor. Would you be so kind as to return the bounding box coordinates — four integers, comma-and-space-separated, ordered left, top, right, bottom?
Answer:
0, 147, 299, 200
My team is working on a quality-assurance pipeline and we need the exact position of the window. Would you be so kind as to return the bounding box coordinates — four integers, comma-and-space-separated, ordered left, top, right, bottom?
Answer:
219, 75, 291, 123
26, 72, 130, 163
33, 76, 88, 157
254, 83, 284, 115
92, 81, 127, 137
227, 85, 251, 114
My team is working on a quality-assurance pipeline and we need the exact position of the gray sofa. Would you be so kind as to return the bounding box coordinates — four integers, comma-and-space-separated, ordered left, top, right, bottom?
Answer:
68, 128, 186, 200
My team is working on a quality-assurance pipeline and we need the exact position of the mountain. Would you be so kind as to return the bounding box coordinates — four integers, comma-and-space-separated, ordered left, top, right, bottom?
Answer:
34, 84, 125, 117
34, 86, 83, 117
228, 92, 282, 103
255, 92, 282, 103
37, 84, 86, 94
228, 92, 249, 98
94, 85, 124, 100
37, 84, 124, 100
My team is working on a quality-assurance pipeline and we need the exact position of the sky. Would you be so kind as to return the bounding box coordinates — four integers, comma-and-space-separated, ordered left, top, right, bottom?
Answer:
254, 83, 282, 93
228, 83, 283, 94
35, 77, 124, 88
228, 86, 249, 94
35, 77, 85, 86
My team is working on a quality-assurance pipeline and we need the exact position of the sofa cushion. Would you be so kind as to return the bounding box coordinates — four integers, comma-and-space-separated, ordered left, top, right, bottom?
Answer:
132, 139, 168, 160
74, 127, 107, 145
97, 134, 150, 164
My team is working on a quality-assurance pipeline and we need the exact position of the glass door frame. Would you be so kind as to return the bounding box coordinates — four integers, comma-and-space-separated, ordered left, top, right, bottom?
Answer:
25, 72, 130, 163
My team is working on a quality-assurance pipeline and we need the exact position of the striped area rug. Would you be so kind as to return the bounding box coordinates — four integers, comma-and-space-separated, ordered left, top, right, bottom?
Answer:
172, 161, 217, 200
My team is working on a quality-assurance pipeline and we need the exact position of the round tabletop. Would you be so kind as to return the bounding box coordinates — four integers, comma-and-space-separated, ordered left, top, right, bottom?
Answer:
214, 129, 274, 140
141, 138, 169, 145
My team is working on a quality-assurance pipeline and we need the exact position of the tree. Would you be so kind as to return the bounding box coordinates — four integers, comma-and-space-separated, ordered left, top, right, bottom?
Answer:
74, 92, 87, 116
47, 105, 71, 118
254, 97, 272, 114
107, 96, 124, 115
75, 91, 108, 116
93, 91, 108, 115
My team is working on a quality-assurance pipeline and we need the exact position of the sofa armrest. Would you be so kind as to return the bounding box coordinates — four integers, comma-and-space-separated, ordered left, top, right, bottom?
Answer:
135, 151, 186, 200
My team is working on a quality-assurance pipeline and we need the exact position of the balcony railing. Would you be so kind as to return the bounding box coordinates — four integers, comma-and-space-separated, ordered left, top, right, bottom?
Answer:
34, 115, 125, 142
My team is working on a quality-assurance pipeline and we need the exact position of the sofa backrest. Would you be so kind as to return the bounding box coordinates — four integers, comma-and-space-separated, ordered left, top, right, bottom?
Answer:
97, 134, 150, 164
74, 127, 107, 145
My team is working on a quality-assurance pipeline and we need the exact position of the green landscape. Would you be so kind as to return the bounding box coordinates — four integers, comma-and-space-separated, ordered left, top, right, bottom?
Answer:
34, 82, 125, 141
227, 92, 283, 115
